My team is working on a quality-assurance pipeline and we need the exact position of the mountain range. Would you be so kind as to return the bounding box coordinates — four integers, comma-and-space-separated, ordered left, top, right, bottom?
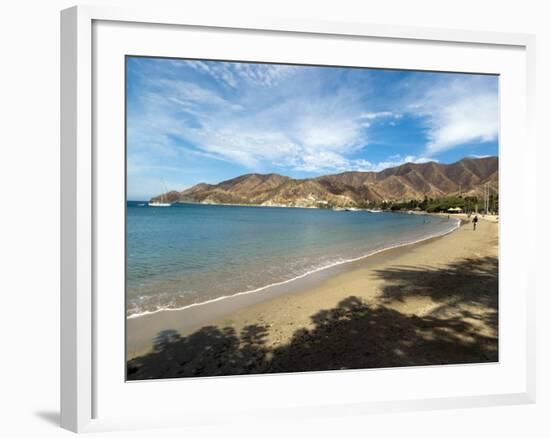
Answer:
151, 156, 498, 208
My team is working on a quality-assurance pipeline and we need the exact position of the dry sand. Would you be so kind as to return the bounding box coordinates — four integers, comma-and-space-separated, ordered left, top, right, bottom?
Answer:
127, 216, 498, 380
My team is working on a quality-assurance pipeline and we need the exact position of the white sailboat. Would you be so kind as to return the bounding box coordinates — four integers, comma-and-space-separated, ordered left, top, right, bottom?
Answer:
148, 180, 172, 207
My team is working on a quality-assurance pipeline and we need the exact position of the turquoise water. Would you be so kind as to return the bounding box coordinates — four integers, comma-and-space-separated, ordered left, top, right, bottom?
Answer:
126, 202, 458, 317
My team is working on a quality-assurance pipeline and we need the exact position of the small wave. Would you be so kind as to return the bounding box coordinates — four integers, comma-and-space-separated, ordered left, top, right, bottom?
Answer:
127, 218, 460, 319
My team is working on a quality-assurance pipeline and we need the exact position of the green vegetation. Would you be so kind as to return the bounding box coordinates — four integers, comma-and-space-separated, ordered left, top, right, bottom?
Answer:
363, 194, 498, 214
425, 196, 465, 213
290, 193, 499, 214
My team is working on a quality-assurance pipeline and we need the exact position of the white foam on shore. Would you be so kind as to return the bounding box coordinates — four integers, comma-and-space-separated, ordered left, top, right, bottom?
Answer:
127, 217, 461, 319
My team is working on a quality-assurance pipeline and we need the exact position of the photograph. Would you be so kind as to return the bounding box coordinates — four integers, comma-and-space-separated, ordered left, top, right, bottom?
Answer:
125, 56, 499, 380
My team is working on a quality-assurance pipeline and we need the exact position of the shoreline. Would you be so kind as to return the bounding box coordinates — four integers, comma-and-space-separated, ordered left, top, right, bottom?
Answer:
127, 216, 498, 378
126, 216, 472, 360
127, 215, 460, 320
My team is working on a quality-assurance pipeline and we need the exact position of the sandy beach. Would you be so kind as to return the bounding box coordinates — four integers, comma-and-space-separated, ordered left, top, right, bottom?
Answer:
127, 216, 498, 380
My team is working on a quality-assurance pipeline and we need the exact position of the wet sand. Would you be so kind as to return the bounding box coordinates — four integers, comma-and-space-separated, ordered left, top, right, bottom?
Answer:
127, 217, 498, 379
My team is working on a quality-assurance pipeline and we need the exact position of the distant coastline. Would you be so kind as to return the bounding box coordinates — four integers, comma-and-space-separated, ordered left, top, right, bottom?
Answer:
130, 200, 381, 211
126, 204, 460, 321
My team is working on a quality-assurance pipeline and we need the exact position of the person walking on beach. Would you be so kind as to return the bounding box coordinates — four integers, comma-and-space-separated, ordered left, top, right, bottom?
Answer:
473, 215, 478, 231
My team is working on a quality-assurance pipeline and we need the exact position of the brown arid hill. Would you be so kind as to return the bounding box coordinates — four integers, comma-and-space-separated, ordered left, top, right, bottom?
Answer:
151, 156, 498, 208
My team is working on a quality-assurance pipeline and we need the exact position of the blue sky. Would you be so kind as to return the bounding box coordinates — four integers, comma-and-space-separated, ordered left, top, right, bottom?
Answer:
126, 57, 499, 200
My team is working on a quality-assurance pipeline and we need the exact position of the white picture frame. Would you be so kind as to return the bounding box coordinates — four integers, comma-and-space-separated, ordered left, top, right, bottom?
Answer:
61, 4, 537, 433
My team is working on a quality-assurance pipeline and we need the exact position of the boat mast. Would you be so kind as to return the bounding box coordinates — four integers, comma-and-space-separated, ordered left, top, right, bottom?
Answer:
162, 179, 169, 204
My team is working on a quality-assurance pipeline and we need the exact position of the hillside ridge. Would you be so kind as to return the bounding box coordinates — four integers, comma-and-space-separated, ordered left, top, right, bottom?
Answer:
151, 156, 498, 208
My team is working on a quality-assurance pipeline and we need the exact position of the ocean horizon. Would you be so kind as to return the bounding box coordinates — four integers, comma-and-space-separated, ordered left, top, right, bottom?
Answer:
126, 202, 459, 318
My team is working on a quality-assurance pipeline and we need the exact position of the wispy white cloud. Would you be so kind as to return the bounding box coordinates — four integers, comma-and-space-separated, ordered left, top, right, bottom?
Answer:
402, 76, 498, 155
183, 60, 239, 88
291, 154, 435, 174
182, 60, 296, 88
425, 94, 498, 154
467, 154, 491, 159
129, 69, 372, 173
232, 63, 297, 87
359, 111, 401, 120
345, 155, 436, 173
156, 79, 243, 111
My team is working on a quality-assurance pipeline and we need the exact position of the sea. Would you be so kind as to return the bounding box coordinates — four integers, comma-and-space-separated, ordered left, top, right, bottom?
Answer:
126, 202, 459, 318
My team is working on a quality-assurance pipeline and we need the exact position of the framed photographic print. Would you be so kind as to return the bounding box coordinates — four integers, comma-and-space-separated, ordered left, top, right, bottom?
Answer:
61, 5, 536, 433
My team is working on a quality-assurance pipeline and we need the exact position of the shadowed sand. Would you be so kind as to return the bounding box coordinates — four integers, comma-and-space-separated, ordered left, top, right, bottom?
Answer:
127, 217, 498, 380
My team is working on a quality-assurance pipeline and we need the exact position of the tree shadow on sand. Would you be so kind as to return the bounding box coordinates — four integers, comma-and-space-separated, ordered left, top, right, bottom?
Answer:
374, 255, 498, 333
127, 256, 498, 380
